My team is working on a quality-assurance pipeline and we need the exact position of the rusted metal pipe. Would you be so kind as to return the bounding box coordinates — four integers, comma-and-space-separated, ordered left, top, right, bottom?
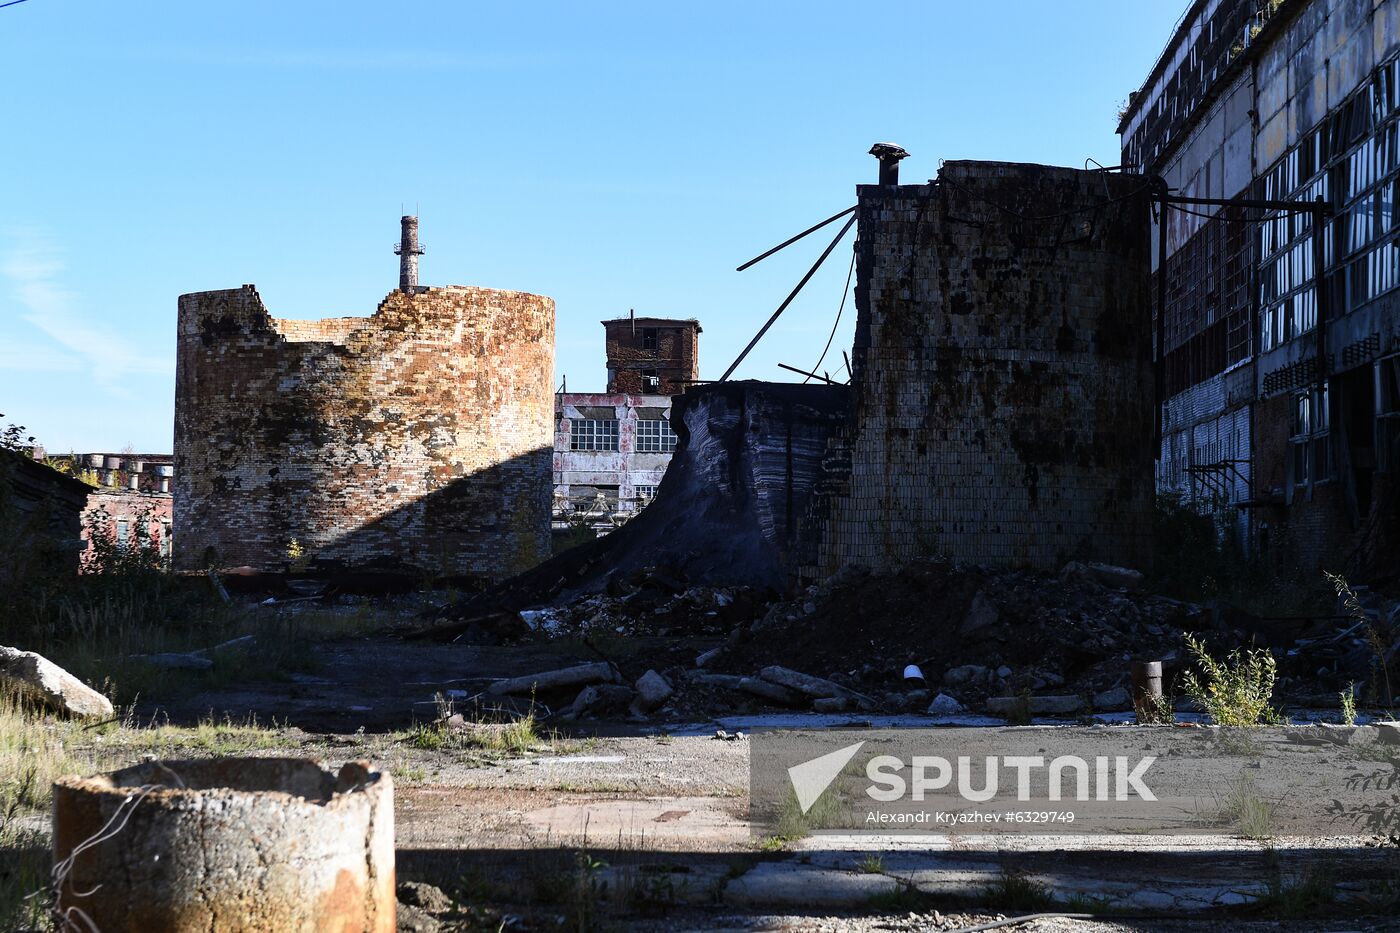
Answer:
1132, 661, 1164, 722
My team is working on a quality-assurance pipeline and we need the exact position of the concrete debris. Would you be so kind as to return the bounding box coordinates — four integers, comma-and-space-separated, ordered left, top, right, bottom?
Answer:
812, 696, 849, 713
563, 684, 634, 720
738, 677, 804, 707
487, 661, 620, 696
758, 665, 877, 711
518, 608, 563, 634
0, 645, 113, 718
1094, 686, 1132, 710
926, 692, 965, 715
427, 557, 1400, 722
632, 669, 674, 713
943, 665, 992, 689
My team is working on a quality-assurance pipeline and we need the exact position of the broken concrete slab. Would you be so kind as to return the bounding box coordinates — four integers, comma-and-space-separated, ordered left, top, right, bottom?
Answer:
0, 645, 113, 718
738, 677, 804, 707
487, 661, 620, 696
986, 694, 1084, 716
758, 665, 877, 710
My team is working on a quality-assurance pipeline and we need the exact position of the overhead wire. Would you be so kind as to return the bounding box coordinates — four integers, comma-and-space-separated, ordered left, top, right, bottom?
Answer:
803, 242, 857, 384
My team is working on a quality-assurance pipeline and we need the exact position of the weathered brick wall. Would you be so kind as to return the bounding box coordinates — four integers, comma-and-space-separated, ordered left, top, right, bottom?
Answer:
82, 489, 173, 561
604, 319, 700, 394
174, 284, 555, 579
807, 161, 1155, 573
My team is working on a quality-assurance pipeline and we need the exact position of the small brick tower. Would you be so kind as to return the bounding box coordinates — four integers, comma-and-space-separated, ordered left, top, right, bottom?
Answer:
394, 215, 424, 291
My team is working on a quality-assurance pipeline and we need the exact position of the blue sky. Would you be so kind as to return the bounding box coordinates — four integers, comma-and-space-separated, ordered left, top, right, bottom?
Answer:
1, 1, 1186, 452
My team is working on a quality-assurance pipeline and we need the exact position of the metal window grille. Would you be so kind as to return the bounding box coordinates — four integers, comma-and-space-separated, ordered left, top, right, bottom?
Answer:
636, 419, 677, 453
570, 419, 619, 451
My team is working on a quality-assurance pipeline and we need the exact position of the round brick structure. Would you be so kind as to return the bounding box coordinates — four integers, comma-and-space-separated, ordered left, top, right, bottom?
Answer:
52, 758, 394, 932
174, 284, 555, 579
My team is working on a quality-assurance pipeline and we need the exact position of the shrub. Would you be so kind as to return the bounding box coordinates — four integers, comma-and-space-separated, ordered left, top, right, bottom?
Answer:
1180, 633, 1282, 726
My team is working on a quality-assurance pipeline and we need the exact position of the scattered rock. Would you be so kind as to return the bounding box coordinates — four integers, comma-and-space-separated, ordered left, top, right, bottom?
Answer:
926, 693, 966, 715
633, 670, 674, 713
0, 646, 113, 718
1093, 686, 1132, 711
986, 694, 1084, 716
961, 591, 999, 635
695, 647, 722, 668
995, 665, 1013, 680
812, 696, 849, 713
943, 665, 990, 690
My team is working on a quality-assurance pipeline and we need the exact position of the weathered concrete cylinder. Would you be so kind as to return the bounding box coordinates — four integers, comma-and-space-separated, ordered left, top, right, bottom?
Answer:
52, 758, 394, 933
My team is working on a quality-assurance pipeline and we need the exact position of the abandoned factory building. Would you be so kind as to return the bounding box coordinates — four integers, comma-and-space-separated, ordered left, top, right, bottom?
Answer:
554, 316, 698, 531
173, 216, 555, 579
1121, 0, 1400, 573
801, 160, 1155, 575
551, 157, 1158, 590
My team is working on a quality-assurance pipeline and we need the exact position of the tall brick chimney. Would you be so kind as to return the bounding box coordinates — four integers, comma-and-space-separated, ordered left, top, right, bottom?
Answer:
394, 215, 425, 291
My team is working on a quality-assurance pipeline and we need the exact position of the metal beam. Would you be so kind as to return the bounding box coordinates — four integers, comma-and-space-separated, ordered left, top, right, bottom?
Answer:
736, 205, 857, 272
720, 213, 857, 382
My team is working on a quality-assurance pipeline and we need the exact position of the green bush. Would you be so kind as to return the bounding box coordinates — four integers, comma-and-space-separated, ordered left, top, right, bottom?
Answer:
1180, 633, 1282, 726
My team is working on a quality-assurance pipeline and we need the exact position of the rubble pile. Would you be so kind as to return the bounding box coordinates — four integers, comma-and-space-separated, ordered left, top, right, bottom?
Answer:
698, 559, 1199, 716
438, 559, 1399, 723
516, 569, 772, 639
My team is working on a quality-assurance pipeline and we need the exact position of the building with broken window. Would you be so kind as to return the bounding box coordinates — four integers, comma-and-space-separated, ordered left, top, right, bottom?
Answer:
1119, 0, 1400, 572
554, 318, 696, 533
602, 315, 700, 395
173, 217, 555, 580
70, 453, 175, 562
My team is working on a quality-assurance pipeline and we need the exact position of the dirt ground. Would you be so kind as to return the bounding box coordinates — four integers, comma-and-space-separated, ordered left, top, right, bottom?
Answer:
112, 624, 1400, 933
